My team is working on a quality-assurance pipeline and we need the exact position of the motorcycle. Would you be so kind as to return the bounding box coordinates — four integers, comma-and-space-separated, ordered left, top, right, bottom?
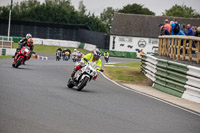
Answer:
77, 53, 82, 62
72, 54, 78, 62
104, 56, 109, 63
67, 59, 102, 91
12, 46, 32, 68
56, 50, 61, 61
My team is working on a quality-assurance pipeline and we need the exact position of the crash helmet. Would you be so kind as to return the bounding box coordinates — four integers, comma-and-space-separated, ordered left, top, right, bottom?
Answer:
26, 33, 32, 39
93, 49, 101, 60
74, 49, 77, 52
27, 38, 33, 46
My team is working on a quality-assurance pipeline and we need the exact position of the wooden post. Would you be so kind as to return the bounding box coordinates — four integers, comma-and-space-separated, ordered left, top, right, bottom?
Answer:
173, 39, 177, 59
163, 38, 166, 55
177, 39, 181, 60
170, 38, 174, 58
166, 39, 170, 56
188, 40, 192, 61
158, 38, 162, 56
182, 39, 186, 60
197, 41, 200, 64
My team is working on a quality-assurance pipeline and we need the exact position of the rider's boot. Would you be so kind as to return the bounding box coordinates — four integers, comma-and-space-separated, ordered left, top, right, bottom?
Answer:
71, 70, 76, 78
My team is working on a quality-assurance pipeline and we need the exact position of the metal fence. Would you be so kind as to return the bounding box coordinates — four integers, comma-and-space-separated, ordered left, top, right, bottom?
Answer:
0, 19, 109, 49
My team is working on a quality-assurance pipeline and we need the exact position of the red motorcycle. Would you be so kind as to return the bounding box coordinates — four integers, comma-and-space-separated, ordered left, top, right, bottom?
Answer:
12, 46, 32, 68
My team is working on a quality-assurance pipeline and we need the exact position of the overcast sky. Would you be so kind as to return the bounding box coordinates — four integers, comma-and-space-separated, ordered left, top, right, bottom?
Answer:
0, 0, 200, 16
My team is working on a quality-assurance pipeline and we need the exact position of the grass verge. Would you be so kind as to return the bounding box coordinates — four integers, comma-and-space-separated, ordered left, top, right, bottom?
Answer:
13, 43, 89, 54
0, 55, 12, 59
104, 62, 152, 85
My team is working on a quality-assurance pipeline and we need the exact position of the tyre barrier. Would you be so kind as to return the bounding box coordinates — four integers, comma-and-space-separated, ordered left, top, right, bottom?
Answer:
141, 54, 200, 103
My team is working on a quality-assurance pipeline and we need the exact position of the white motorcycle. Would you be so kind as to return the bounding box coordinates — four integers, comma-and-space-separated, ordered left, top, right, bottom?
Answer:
72, 54, 78, 62
67, 59, 103, 91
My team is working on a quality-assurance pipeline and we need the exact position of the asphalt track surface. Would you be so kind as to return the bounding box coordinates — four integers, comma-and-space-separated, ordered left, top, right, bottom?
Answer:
0, 55, 200, 133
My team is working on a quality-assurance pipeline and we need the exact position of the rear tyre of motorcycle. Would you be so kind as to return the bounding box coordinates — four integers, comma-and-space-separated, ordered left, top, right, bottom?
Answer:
15, 57, 23, 68
77, 77, 89, 91
67, 78, 75, 88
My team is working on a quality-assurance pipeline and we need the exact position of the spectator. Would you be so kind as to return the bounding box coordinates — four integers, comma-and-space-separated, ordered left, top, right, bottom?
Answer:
179, 25, 186, 36
140, 49, 144, 59
195, 27, 200, 37
186, 24, 194, 36
164, 19, 171, 33
170, 21, 174, 25
171, 18, 181, 35
159, 24, 170, 35
181, 24, 187, 35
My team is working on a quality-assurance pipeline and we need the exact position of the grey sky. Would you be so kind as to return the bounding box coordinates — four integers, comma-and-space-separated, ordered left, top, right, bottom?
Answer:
0, 0, 200, 16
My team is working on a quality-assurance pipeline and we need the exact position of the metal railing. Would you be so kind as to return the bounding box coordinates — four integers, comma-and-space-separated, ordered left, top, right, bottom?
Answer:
158, 35, 200, 63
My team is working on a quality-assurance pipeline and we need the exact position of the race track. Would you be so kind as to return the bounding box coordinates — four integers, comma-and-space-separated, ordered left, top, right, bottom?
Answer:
0, 55, 200, 133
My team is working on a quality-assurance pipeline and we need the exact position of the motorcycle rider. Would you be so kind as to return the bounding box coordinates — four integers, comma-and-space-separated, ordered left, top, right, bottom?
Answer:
56, 47, 62, 61
104, 51, 109, 63
71, 49, 102, 80
12, 33, 33, 58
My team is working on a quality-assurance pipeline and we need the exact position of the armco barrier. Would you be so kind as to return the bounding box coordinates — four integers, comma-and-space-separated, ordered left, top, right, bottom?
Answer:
141, 54, 200, 103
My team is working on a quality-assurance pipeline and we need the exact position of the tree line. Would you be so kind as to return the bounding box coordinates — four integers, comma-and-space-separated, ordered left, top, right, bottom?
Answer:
0, 0, 199, 34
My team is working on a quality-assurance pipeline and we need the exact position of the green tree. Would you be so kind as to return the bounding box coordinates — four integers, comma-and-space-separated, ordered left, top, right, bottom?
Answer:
78, 0, 86, 15
0, 0, 109, 33
163, 4, 200, 18
100, 7, 115, 25
118, 3, 155, 15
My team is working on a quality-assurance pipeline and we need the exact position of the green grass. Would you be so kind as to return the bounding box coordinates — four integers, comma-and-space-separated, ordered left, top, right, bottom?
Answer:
104, 62, 149, 84
0, 55, 12, 59
13, 43, 89, 54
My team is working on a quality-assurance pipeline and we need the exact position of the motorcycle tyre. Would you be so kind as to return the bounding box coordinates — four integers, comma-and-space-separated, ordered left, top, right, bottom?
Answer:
67, 78, 75, 88
77, 77, 89, 91
15, 57, 23, 68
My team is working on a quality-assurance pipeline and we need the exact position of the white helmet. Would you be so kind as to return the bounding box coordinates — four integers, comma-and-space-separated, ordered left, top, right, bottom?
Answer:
93, 49, 101, 60
74, 49, 77, 52
26, 33, 32, 39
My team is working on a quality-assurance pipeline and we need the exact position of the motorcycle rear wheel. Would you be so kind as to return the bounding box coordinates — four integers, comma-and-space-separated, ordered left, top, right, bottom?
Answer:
77, 77, 89, 91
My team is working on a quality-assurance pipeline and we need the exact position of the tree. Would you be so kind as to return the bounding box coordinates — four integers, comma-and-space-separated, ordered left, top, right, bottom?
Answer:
100, 7, 115, 25
163, 4, 200, 18
118, 3, 155, 15
78, 0, 86, 15
0, 0, 109, 33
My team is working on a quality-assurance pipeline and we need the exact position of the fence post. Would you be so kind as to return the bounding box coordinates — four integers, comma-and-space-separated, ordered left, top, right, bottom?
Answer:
198, 41, 200, 64
173, 38, 177, 59
177, 39, 181, 60
158, 38, 162, 56
182, 39, 186, 60
188, 40, 192, 61
170, 38, 174, 58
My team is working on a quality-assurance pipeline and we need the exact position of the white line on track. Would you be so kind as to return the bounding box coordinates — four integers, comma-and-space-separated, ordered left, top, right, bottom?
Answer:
100, 72, 200, 117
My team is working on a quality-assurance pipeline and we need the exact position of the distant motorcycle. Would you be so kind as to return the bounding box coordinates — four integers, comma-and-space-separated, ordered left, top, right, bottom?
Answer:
67, 59, 102, 91
72, 54, 78, 62
56, 51, 61, 61
12, 46, 33, 68
104, 56, 109, 63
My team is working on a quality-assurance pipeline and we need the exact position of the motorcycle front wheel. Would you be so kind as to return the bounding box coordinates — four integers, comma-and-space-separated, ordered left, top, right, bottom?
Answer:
67, 78, 75, 88
15, 57, 24, 68
77, 77, 89, 91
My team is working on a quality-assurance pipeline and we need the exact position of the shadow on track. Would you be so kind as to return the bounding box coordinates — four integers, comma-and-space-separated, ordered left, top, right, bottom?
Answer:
66, 86, 96, 93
